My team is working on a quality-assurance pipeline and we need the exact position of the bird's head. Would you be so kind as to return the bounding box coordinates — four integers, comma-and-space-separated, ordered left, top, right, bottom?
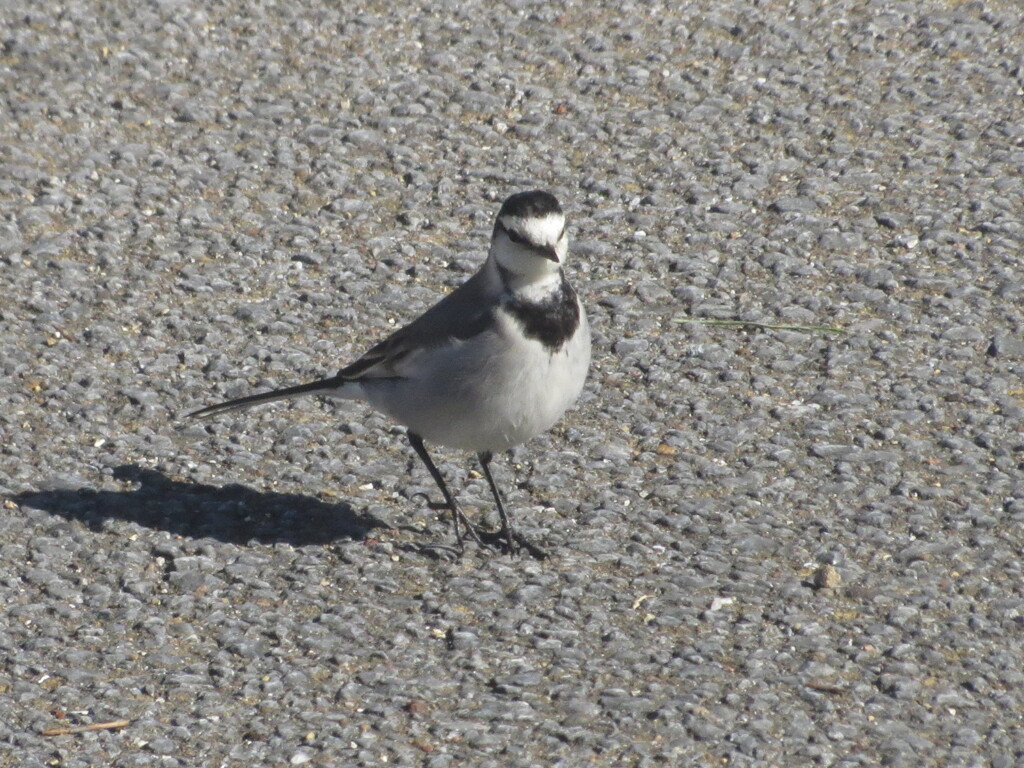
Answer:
490, 190, 568, 286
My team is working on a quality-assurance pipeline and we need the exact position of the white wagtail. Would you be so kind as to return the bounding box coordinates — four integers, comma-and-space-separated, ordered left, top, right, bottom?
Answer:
188, 190, 591, 555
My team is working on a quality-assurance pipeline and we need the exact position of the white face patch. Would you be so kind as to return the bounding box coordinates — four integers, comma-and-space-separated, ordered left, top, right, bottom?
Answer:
499, 212, 566, 256
492, 214, 567, 288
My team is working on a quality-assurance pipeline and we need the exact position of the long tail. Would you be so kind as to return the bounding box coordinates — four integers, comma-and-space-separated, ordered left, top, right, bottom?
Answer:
187, 376, 347, 420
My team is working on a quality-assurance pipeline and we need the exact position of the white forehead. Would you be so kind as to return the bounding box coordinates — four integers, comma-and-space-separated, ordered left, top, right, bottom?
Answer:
500, 212, 565, 244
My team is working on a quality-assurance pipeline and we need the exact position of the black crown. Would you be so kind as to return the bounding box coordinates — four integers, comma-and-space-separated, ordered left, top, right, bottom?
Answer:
498, 190, 562, 219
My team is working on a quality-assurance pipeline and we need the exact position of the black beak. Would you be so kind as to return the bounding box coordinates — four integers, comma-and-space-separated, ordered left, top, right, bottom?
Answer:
541, 246, 560, 263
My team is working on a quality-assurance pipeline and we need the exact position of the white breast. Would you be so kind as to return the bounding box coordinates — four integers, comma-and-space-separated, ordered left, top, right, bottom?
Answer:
361, 301, 591, 452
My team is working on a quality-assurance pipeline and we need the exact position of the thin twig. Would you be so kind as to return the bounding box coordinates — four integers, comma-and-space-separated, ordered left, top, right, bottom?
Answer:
674, 318, 846, 335
41, 719, 131, 736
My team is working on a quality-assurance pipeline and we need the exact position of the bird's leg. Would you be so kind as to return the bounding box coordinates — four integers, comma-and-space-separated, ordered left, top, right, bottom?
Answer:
407, 433, 483, 549
477, 451, 547, 558
476, 451, 517, 554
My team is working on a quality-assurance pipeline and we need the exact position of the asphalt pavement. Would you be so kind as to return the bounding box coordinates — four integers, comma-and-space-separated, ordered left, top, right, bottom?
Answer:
2, 1, 1023, 765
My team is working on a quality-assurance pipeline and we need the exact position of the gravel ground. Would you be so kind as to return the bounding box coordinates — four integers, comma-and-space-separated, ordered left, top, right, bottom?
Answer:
3, 0, 1024, 765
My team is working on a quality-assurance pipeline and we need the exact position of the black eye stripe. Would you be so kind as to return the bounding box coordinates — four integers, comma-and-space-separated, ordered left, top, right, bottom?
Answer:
498, 219, 562, 258
504, 225, 529, 245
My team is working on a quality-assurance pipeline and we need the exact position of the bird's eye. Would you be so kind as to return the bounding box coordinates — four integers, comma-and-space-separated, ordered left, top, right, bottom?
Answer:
504, 226, 528, 246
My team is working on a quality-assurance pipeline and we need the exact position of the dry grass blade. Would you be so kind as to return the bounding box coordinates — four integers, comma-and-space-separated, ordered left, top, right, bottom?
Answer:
41, 719, 131, 736
674, 317, 846, 335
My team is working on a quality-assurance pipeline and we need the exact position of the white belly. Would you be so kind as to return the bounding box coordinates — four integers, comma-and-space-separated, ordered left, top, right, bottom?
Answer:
361, 307, 591, 452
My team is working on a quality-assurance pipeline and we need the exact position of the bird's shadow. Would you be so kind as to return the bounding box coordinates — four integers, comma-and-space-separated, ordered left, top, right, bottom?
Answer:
11, 464, 389, 547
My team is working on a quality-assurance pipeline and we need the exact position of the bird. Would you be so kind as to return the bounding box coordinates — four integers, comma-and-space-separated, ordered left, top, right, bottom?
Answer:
188, 190, 591, 556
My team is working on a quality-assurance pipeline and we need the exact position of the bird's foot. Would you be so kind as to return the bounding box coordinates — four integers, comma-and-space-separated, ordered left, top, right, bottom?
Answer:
473, 526, 547, 559
409, 492, 545, 558
410, 492, 451, 512
410, 491, 485, 551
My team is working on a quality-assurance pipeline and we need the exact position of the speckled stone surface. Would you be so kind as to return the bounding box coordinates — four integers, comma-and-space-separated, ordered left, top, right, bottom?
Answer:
3, 1, 1024, 765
